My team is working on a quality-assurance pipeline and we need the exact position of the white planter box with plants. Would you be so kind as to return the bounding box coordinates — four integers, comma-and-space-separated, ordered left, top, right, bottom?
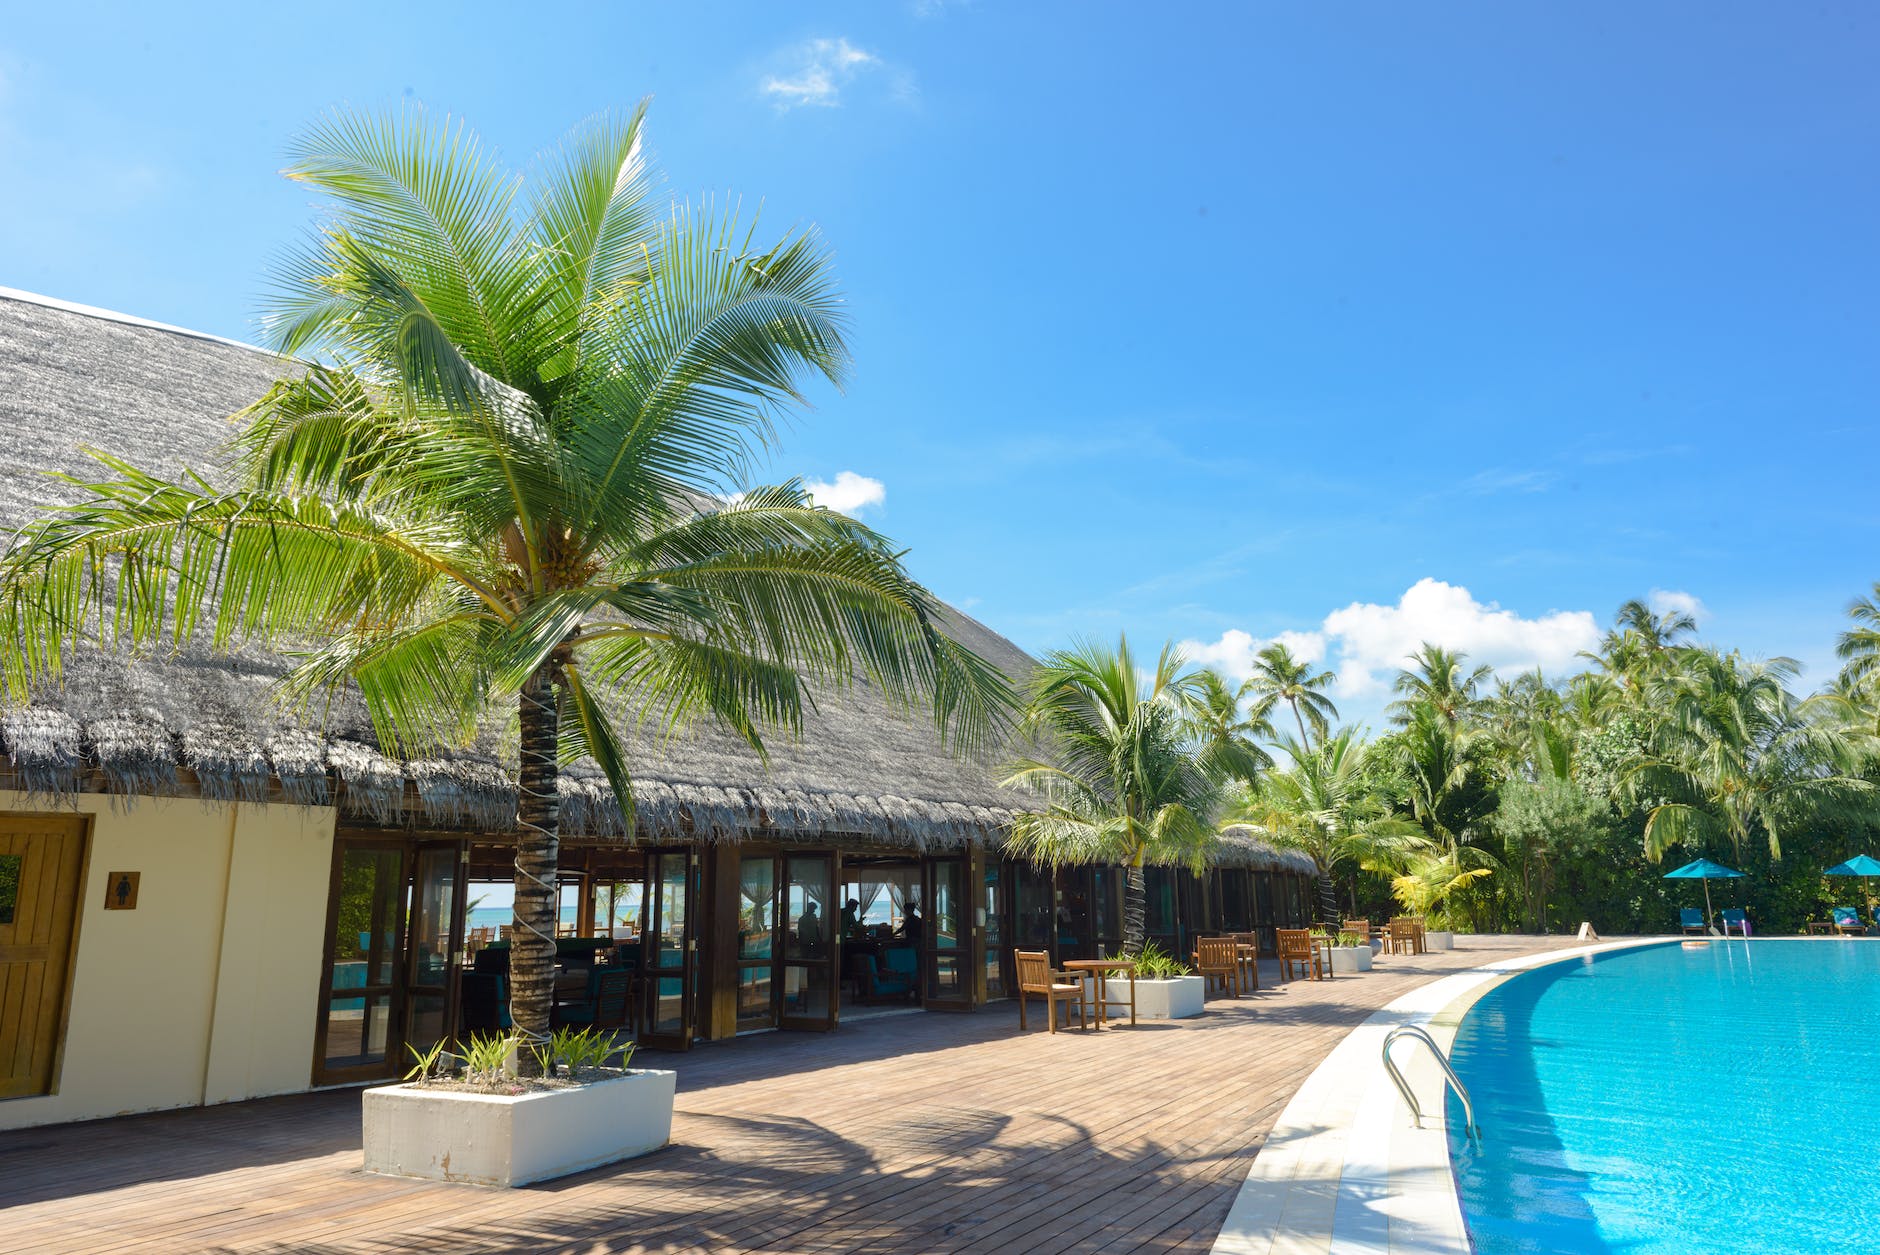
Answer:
363, 1028, 673, 1187
1087, 944, 1205, 1020
1423, 930, 1455, 951
1329, 944, 1373, 974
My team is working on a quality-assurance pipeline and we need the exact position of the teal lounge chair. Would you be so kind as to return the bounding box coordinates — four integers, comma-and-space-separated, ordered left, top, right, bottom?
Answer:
1680, 908, 1709, 936
1832, 907, 1866, 936
1720, 909, 1750, 937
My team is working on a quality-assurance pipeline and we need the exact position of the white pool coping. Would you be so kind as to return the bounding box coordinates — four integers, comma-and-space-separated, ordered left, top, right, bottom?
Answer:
1211, 936, 1671, 1255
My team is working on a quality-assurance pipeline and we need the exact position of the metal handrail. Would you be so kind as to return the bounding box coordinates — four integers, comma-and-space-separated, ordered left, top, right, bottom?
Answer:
1381, 1024, 1482, 1145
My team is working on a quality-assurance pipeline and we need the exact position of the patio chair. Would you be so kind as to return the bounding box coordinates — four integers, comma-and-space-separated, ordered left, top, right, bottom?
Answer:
1275, 928, 1323, 981
556, 967, 636, 1032
1390, 916, 1428, 955
1014, 949, 1088, 1033
1230, 931, 1262, 992
1342, 918, 1373, 945
1720, 909, 1751, 937
1680, 908, 1709, 936
1832, 907, 1867, 936
1191, 936, 1241, 999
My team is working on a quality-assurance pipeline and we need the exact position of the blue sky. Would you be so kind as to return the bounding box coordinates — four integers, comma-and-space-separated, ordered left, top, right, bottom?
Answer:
3, 2, 1875, 725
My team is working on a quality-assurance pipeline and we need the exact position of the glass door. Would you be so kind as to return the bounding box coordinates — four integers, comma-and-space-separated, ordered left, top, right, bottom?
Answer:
736, 854, 778, 1031
982, 859, 1007, 999
403, 842, 466, 1062
780, 853, 836, 1030
642, 848, 697, 1050
314, 842, 406, 1085
923, 856, 972, 1009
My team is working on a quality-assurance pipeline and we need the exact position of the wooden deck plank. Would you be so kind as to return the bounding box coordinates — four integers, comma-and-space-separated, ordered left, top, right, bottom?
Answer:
0, 938, 1572, 1254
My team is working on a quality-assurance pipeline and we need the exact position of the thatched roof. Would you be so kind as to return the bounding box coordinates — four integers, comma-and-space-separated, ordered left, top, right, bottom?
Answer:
0, 289, 1314, 876
1216, 825, 1319, 876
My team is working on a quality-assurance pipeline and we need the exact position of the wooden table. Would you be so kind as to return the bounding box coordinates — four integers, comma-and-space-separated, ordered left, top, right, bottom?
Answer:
1060, 958, 1137, 1027
1807, 920, 1836, 935
1234, 942, 1261, 992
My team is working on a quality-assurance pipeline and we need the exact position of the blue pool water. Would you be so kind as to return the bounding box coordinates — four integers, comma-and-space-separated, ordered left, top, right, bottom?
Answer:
1448, 940, 1880, 1255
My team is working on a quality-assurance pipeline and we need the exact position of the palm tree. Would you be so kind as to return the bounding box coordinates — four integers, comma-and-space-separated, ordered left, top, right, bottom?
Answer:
1623, 649, 1871, 860
1388, 643, 1492, 728
1232, 728, 1426, 926
1836, 582, 1880, 703
1585, 597, 1698, 693
1243, 642, 1339, 745
0, 106, 1011, 1062
1001, 637, 1223, 958
1187, 668, 1275, 783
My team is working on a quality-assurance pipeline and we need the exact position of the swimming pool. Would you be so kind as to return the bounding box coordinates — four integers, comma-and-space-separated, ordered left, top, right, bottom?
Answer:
1447, 939, 1880, 1255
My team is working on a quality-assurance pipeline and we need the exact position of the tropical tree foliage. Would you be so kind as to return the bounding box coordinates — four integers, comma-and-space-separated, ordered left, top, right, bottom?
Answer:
0, 106, 1012, 1061
1228, 728, 1426, 926
1001, 637, 1227, 957
1243, 641, 1339, 745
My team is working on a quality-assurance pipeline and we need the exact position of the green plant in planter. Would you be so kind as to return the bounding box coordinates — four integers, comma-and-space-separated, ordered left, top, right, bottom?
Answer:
1132, 941, 1192, 979
404, 1040, 452, 1082
1334, 931, 1367, 948
533, 1026, 635, 1078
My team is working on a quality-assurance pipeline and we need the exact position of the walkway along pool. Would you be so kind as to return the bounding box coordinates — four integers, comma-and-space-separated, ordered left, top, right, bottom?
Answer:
1447, 939, 1880, 1255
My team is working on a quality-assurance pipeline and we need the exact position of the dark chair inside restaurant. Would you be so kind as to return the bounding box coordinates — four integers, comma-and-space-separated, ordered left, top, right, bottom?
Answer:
460, 971, 511, 1032
554, 967, 637, 1031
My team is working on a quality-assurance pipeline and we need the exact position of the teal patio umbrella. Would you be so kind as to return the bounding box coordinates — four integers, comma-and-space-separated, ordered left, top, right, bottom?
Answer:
1663, 857, 1746, 929
1824, 854, 1880, 916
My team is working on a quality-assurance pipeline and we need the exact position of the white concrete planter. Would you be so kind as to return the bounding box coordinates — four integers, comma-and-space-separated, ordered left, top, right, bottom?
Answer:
1329, 946, 1373, 974
1423, 931, 1455, 951
1128, 974, 1205, 1019
362, 1068, 676, 1187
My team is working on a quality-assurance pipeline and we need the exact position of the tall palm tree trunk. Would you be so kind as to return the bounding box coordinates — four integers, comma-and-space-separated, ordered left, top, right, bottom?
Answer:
1288, 698, 1310, 746
1122, 861, 1147, 959
1317, 867, 1341, 929
510, 659, 562, 1068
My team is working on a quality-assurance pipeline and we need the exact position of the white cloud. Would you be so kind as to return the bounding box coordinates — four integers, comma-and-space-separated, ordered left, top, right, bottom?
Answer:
1188, 579, 1601, 707
1648, 588, 1709, 625
1179, 628, 1327, 684
804, 470, 886, 516
1321, 579, 1600, 698
760, 38, 882, 110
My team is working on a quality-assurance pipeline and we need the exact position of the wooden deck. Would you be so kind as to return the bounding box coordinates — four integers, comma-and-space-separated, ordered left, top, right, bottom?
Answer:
0, 936, 1572, 1254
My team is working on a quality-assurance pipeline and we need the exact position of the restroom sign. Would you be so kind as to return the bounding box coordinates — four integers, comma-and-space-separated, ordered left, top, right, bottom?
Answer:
104, 872, 140, 910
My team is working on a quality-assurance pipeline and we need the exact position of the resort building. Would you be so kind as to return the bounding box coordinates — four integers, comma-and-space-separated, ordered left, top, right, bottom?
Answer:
0, 288, 1316, 1129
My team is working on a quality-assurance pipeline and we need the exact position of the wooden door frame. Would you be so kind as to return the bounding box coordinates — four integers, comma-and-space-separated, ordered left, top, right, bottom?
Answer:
778, 849, 838, 1031
920, 852, 974, 1011
0, 811, 92, 1100
639, 846, 699, 1050
310, 836, 411, 1088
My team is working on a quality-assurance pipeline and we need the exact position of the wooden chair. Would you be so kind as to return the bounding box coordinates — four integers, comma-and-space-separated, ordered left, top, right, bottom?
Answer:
1015, 949, 1088, 1033
1230, 931, 1262, 992
1386, 919, 1420, 956
1191, 936, 1241, 998
1275, 928, 1323, 981
1342, 919, 1372, 946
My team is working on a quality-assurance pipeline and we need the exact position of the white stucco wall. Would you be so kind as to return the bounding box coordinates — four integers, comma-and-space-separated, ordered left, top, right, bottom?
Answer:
0, 792, 336, 1130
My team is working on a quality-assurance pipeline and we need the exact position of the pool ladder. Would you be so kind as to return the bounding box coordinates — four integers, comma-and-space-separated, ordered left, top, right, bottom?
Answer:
1381, 1024, 1482, 1145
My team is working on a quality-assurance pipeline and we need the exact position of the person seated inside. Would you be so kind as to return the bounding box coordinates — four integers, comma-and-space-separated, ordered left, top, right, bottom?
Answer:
797, 900, 824, 956
841, 897, 863, 940
899, 901, 922, 941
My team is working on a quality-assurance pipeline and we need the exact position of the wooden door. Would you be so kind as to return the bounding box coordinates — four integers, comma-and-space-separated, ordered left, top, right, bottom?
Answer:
779, 853, 837, 1031
0, 813, 87, 1099
641, 848, 698, 1049
921, 855, 973, 1010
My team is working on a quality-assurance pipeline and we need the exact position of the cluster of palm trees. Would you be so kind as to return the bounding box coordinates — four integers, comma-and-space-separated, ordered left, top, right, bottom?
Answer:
1004, 592, 1880, 944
